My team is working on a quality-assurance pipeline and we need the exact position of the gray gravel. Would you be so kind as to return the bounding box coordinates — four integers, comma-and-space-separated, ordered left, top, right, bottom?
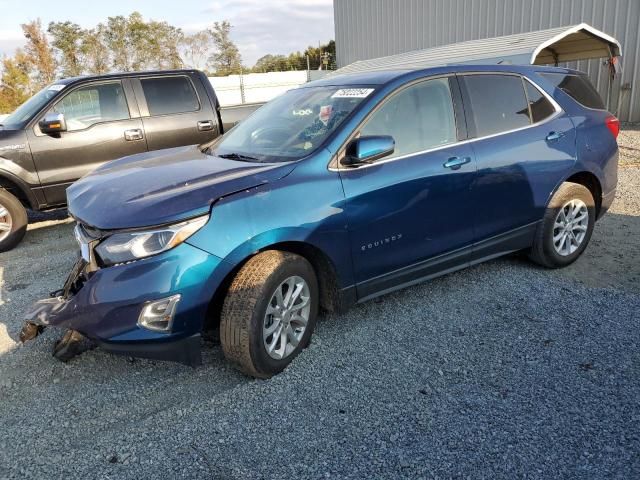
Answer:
1, 165, 639, 478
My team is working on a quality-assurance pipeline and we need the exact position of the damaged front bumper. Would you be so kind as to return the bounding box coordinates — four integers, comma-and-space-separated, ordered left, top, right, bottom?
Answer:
23, 242, 226, 366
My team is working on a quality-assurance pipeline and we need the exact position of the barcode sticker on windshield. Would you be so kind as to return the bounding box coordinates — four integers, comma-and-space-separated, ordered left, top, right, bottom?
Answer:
331, 88, 374, 98
48, 84, 66, 91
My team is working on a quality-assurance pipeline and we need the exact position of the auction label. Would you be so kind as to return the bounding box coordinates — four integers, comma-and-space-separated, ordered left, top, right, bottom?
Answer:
331, 88, 375, 98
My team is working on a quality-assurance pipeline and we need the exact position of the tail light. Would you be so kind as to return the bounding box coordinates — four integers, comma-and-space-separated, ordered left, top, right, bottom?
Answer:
605, 115, 620, 139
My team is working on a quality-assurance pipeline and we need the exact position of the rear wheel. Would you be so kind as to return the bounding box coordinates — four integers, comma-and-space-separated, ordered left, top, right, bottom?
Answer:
529, 182, 595, 268
220, 250, 318, 378
0, 189, 28, 253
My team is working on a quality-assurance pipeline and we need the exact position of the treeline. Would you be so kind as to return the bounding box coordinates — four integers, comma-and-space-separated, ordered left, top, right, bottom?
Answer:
0, 12, 335, 113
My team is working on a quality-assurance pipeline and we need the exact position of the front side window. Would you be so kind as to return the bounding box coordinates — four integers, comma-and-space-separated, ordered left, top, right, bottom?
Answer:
463, 74, 530, 137
208, 86, 371, 163
50, 82, 130, 131
359, 77, 457, 160
524, 80, 556, 123
540, 72, 605, 110
141, 76, 200, 116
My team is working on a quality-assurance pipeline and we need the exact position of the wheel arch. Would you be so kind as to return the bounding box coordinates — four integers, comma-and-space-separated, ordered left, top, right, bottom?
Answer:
563, 171, 602, 216
203, 240, 344, 333
0, 171, 38, 210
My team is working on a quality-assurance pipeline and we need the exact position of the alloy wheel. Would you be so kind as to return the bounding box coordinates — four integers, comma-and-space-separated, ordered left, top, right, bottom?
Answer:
263, 275, 311, 360
0, 203, 12, 243
552, 199, 589, 256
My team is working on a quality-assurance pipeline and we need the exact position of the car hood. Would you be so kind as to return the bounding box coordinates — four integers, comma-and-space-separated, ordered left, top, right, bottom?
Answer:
67, 145, 296, 230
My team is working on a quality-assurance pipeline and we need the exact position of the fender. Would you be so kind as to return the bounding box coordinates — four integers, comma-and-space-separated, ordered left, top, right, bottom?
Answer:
0, 162, 40, 209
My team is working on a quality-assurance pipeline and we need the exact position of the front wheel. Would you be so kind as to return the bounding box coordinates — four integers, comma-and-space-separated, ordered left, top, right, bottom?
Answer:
0, 189, 28, 253
220, 250, 319, 378
529, 182, 596, 268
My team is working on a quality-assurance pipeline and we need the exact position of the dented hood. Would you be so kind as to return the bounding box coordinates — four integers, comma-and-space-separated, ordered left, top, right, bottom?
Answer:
67, 145, 295, 230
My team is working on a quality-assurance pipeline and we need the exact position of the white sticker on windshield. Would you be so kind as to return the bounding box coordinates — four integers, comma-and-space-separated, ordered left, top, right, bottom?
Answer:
331, 88, 374, 99
48, 84, 66, 91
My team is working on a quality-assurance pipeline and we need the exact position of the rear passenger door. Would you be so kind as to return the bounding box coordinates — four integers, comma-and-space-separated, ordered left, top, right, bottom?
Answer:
458, 73, 576, 259
133, 74, 218, 151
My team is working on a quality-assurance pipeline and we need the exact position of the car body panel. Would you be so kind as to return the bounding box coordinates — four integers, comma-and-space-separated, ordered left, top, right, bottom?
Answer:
26, 64, 619, 365
67, 145, 297, 230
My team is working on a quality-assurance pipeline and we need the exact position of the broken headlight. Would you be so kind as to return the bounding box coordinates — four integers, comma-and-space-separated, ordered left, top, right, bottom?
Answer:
95, 215, 209, 266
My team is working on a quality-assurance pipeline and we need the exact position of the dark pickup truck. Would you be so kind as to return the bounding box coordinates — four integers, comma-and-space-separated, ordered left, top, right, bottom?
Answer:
0, 69, 260, 251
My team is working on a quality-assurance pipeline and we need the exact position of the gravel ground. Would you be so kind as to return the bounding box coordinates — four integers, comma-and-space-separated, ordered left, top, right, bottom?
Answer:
1, 146, 639, 478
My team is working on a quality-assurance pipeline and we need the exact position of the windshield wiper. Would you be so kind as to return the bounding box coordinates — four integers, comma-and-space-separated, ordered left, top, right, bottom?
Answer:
217, 152, 260, 162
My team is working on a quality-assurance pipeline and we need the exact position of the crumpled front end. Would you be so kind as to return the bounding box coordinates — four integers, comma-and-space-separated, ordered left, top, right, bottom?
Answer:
23, 221, 228, 366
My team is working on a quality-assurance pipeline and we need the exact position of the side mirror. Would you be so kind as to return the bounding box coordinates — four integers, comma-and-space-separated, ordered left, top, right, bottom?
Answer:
341, 135, 395, 167
39, 113, 67, 134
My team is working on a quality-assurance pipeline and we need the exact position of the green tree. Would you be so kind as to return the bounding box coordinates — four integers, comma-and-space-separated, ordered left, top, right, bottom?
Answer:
104, 15, 131, 71
81, 25, 110, 75
208, 21, 242, 76
145, 20, 184, 70
0, 50, 33, 113
21, 19, 56, 87
48, 21, 85, 77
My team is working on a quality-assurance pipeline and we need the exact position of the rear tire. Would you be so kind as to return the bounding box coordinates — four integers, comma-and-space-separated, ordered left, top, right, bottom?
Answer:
529, 182, 595, 268
220, 250, 319, 378
0, 189, 28, 253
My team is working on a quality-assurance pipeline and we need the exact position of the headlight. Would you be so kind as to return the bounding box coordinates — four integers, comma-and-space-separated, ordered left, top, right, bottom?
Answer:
95, 215, 208, 266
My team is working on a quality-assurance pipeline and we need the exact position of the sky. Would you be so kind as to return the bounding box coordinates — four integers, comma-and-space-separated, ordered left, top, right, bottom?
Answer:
0, 0, 335, 66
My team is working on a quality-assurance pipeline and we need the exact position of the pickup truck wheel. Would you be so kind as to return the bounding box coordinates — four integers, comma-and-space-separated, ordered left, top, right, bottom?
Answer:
220, 250, 319, 378
529, 182, 595, 268
0, 189, 28, 253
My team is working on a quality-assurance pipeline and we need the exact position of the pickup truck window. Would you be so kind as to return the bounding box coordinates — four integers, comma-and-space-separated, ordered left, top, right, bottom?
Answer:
1, 86, 61, 128
209, 86, 371, 163
50, 82, 130, 132
359, 78, 456, 160
141, 76, 200, 116
463, 74, 530, 137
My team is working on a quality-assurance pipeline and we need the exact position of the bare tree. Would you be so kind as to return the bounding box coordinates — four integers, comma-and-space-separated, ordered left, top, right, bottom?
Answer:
181, 31, 212, 70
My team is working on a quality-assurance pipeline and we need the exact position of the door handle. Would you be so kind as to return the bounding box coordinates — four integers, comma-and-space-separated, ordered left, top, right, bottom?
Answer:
124, 129, 144, 141
443, 156, 471, 170
546, 131, 565, 141
197, 120, 214, 132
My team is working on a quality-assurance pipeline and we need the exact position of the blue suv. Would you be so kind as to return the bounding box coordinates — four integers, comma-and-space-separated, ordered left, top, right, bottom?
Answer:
23, 65, 618, 378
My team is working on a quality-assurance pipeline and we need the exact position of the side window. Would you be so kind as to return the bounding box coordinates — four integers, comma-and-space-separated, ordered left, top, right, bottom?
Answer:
360, 78, 456, 160
463, 74, 530, 137
524, 80, 556, 123
540, 73, 605, 110
140, 76, 200, 116
50, 82, 129, 131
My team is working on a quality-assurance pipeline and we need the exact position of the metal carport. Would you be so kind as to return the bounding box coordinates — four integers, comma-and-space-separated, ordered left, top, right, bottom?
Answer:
335, 23, 621, 74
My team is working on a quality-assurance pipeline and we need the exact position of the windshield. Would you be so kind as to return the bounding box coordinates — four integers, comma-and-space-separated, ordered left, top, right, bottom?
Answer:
2, 84, 64, 128
208, 86, 374, 162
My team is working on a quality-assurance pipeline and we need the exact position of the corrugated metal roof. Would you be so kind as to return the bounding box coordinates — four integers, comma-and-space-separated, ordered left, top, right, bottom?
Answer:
335, 23, 621, 75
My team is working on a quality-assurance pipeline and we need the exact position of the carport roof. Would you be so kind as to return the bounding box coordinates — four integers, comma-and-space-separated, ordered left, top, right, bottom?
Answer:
335, 23, 621, 75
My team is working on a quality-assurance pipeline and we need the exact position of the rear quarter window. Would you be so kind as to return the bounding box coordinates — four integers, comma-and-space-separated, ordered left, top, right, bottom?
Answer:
540, 73, 605, 110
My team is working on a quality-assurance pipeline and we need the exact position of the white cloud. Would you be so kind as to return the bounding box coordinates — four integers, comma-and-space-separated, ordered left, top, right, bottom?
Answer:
189, 0, 334, 66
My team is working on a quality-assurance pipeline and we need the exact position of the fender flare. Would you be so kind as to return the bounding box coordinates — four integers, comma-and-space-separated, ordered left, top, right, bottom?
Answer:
0, 168, 39, 209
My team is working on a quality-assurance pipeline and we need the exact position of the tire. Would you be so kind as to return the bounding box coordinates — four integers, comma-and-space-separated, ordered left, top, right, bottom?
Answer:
0, 189, 28, 253
529, 182, 596, 268
220, 250, 319, 378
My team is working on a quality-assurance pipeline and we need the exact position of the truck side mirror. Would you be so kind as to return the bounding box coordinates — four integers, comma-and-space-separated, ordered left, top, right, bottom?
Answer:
341, 135, 395, 167
39, 113, 67, 135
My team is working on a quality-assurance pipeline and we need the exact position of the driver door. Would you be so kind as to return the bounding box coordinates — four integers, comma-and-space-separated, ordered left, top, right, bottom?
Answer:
338, 77, 477, 299
27, 79, 147, 205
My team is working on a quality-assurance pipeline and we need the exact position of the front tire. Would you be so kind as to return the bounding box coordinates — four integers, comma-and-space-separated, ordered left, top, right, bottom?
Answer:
220, 250, 319, 378
0, 189, 28, 253
529, 182, 595, 268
